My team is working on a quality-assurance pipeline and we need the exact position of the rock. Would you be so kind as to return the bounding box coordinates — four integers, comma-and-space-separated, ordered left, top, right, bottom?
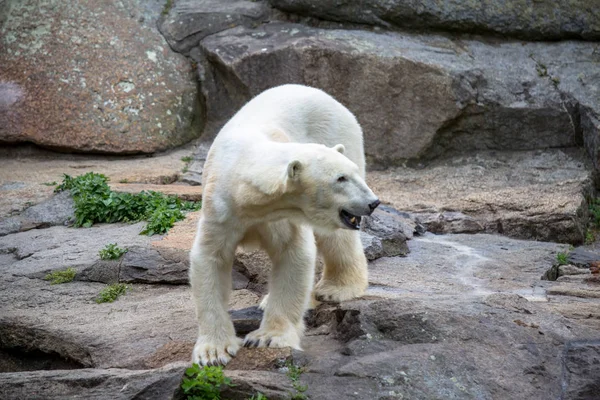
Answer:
119, 246, 189, 284
0, 191, 74, 236
0, 0, 200, 153
220, 370, 293, 400
563, 342, 600, 400
0, 362, 187, 400
181, 141, 211, 186
159, 0, 271, 55
559, 265, 591, 277
225, 347, 291, 371
362, 205, 425, 240
269, 0, 600, 41
547, 286, 600, 299
191, 22, 600, 166
368, 149, 592, 244
568, 248, 600, 268
413, 211, 484, 235
230, 306, 263, 335
360, 232, 384, 261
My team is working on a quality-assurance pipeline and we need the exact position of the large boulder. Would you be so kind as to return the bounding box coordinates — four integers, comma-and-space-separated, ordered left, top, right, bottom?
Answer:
0, 0, 200, 153
187, 22, 599, 166
269, 0, 600, 41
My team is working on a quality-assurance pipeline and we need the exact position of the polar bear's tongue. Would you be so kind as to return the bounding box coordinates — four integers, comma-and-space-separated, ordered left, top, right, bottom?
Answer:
340, 210, 361, 230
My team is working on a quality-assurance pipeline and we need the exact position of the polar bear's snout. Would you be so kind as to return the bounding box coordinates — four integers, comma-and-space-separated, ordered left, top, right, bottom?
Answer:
339, 195, 380, 230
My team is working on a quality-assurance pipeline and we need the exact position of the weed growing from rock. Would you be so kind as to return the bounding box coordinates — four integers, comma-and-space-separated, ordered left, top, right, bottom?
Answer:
44, 267, 76, 284
556, 252, 569, 266
285, 360, 308, 399
96, 283, 128, 304
99, 243, 128, 260
249, 393, 268, 400
55, 172, 200, 235
181, 364, 234, 400
181, 156, 193, 173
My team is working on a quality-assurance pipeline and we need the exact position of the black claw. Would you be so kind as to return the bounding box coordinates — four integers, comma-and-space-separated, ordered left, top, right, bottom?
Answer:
265, 339, 272, 347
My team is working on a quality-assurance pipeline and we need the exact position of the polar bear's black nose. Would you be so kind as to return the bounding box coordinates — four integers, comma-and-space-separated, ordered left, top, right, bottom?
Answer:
369, 199, 381, 211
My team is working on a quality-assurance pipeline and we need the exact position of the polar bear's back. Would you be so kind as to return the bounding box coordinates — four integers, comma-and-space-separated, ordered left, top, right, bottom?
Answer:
221, 84, 366, 174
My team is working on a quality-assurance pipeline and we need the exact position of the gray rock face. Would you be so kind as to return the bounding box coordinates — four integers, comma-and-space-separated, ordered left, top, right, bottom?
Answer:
0, 362, 187, 400
191, 22, 599, 166
159, 0, 271, 55
0, 191, 74, 236
563, 341, 600, 400
269, 0, 600, 41
0, 0, 200, 153
369, 149, 593, 244
2, 217, 600, 399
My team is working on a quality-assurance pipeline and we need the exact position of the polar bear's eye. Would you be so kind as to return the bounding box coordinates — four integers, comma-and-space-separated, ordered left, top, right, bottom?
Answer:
337, 176, 347, 183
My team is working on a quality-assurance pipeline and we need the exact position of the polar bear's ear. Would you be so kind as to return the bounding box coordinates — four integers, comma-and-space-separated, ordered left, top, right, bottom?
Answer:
287, 160, 302, 180
333, 144, 345, 154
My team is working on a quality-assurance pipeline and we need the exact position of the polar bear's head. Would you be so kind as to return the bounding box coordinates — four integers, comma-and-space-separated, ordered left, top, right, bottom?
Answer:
286, 144, 380, 231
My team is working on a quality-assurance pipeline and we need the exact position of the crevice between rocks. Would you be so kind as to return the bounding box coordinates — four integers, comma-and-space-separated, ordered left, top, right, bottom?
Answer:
0, 322, 94, 372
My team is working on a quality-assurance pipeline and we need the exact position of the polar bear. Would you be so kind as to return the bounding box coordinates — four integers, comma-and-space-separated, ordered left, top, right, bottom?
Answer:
189, 84, 380, 366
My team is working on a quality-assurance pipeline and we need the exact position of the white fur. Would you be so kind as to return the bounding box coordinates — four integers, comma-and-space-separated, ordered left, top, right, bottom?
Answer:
189, 84, 378, 366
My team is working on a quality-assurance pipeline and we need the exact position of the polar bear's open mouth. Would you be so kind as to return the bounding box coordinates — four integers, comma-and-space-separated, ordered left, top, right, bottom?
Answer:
340, 209, 361, 230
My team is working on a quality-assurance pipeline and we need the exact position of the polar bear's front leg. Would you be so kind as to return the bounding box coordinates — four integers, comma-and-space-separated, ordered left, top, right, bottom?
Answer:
314, 229, 368, 302
244, 224, 316, 349
190, 221, 242, 366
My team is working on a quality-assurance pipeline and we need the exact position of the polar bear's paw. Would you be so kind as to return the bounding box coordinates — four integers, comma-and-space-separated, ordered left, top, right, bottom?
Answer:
243, 326, 302, 350
314, 280, 366, 303
192, 335, 242, 366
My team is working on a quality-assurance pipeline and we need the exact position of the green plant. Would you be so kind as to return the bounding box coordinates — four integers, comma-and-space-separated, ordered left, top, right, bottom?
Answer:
99, 243, 128, 260
42, 181, 57, 186
181, 156, 193, 173
96, 283, 128, 304
162, 0, 173, 15
556, 252, 569, 266
249, 393, 268, 400
119, 179, 129, 183
55, 172, 200, 235
285, 361, 308, 399
44, 267, 76, 284
181, 364, 234, 400
586, 230, 595, 245
589, 199, 600, 227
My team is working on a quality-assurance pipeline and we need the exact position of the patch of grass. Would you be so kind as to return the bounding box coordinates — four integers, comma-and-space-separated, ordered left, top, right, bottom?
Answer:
119, 179, 129, 183
55, 172, 200, 235
42, 181, 57, 186
589, 199, 600, 227
181, 156, 193, 173
556, 252, 569, 266
44, 267, 76, 284
96, 283, 128, 304
249, 393, 268, 400
285, 361, 308, 399
99, 243, 128, 260
586, 230, 595, 245
181, 364, 234, 400
162, 0, 173, 15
